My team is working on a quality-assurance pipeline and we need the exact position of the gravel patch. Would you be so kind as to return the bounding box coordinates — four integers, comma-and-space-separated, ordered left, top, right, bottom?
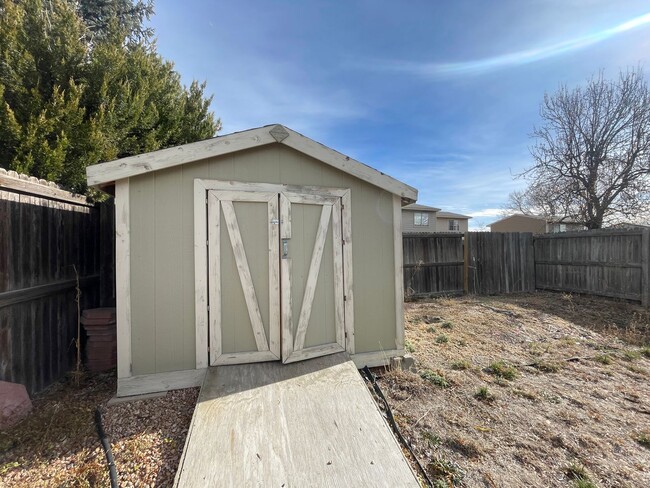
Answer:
0, 372, 199, 487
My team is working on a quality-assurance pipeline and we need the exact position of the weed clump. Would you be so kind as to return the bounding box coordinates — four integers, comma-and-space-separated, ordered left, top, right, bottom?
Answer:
451, 360, 470, 370
488, 360, 518, 380
405, 340, 415, 353
564, 463, 597, 488
420, 369, 450, 388
436, 335, 449, 344
594, 354, 613, 365
623, 350, 641, 361
422, 430, 442, 447
531, 360, 561, 373
474, 387, 494, 403
635, 432, 650, 448
427, 456, 463, 486
441, 321, 453, 329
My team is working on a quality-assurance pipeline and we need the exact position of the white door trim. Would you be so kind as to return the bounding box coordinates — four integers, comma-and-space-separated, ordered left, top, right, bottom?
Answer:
194, 179, 354, 368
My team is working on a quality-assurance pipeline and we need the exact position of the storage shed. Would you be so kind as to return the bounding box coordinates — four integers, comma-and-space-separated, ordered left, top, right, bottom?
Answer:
87, 125, 418, 396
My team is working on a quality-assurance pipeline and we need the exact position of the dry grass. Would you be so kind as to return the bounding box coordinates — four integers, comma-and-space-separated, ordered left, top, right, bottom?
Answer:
375, 291, 650, 487
0, 372, 198, 487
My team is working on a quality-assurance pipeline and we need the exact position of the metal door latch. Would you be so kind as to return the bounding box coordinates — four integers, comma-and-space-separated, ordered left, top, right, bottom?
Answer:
282, 239, 289, 258
270, 219, 281, 225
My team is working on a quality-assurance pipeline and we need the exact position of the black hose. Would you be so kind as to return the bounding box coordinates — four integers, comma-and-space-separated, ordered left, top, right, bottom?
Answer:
361, 366, 433, 487
95, 407, 118, 488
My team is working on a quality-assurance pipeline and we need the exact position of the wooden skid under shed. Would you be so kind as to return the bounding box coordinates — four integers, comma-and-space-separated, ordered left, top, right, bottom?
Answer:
174, 353, 419, 487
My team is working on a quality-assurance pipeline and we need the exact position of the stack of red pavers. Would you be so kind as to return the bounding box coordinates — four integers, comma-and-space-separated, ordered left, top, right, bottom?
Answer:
81, 308, 117, 372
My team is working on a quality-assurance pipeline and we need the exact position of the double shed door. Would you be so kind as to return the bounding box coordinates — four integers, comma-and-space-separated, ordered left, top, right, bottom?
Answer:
207, 187, 349, 365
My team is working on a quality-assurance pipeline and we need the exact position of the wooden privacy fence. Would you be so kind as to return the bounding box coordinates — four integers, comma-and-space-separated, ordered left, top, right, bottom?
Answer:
404, 229, 650, 306
403, 233, 463, 296
535, 229, 649, 306
0, 170, 115, 394
465, 232, 535, 295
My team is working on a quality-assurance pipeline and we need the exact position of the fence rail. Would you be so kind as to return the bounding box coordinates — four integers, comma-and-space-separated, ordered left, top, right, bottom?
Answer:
0, 171, 114, 394
403, 229, 650, 306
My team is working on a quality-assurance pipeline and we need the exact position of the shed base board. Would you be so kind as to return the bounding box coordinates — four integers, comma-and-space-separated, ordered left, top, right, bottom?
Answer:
351, 349, 405, 369
117, 369, 207, 397
116, 350, 405, 397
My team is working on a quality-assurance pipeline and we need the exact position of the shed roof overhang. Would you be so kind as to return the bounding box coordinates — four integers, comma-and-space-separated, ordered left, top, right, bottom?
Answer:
86, 124, 418, 204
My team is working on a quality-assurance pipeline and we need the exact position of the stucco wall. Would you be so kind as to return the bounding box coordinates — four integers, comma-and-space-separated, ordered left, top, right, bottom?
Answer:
128, 144, 398, 375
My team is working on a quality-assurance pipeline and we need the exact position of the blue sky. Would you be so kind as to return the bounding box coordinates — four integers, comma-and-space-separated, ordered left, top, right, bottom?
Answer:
150, 0, 650, 229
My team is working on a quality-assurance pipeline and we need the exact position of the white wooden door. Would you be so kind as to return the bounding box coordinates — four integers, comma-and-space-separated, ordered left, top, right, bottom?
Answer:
207, 190, 281, 365
206, 187, 347, 366
280, 192, 346, 363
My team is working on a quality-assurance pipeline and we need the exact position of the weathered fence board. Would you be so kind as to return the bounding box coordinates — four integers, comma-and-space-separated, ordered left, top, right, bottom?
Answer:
0, 173, 115, 394
466, 232, 535, 295
402, 233, 463, 297
534, 229, 648, 303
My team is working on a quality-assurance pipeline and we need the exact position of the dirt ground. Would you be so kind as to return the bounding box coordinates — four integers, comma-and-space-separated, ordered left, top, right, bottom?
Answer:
2, 291, 649, 487
374, 291, 650, 488
0, 372, 198, 487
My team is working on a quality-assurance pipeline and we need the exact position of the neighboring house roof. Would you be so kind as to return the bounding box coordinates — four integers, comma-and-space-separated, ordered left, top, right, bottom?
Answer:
402, 203, 441, 212
488, 213, 580, 226
437, 211, 472, 219
86, 124, 418, 203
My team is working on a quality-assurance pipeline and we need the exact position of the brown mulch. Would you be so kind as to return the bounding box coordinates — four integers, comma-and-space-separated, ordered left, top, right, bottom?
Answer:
0, 372, 198, 487
373, 292, 650, 487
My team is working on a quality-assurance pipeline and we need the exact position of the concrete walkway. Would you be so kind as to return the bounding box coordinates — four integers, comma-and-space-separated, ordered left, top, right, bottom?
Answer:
174, 353, 419, 487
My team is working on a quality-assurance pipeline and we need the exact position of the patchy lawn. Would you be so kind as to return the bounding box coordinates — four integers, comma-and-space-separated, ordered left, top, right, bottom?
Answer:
374, 292, 650, 488
0, 372, 198, 487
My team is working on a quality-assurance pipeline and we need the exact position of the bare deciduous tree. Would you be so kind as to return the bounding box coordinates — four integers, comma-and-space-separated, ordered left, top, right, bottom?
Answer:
508, 69, 650, 229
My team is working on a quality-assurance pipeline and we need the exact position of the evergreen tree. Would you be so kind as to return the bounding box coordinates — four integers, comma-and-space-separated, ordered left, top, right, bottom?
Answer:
0, 0, 220, 194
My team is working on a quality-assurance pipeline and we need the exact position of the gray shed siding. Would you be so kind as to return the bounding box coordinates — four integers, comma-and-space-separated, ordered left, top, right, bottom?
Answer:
128, 144, 398, 375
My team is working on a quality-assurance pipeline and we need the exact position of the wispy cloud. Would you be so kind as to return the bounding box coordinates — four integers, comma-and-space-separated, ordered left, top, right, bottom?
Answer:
371, 11, 650, 76
470, 208, 504, 218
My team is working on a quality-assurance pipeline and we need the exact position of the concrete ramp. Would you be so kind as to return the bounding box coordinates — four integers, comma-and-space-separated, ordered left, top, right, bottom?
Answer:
174, 353, 419, 487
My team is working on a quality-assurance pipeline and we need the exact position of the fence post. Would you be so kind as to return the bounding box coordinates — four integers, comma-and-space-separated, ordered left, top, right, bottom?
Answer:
463, 232, 469, 294
642, 228, 650, 308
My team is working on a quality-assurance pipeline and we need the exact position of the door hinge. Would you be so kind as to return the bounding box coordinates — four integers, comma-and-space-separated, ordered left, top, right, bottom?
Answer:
343, 295, 347, 301
345, 331, 348, 338
207, 304, 210, 312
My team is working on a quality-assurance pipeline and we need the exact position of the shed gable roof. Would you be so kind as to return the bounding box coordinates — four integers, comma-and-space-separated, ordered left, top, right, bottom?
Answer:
86, 124, 417, 202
